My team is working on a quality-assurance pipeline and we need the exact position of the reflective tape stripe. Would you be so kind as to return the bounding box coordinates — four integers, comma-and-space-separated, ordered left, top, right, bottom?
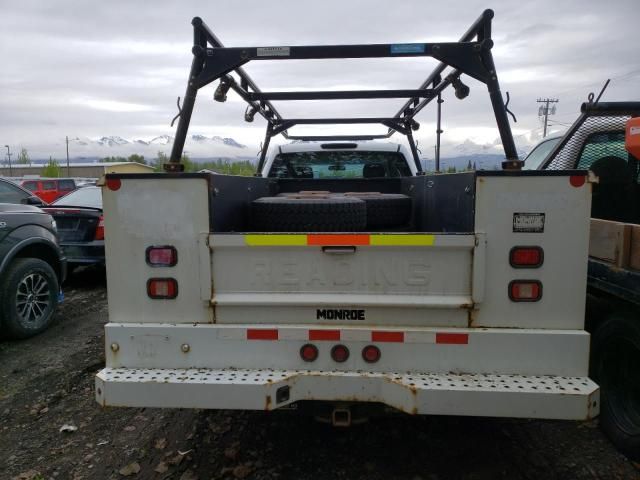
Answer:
404, 331, 437, 344
217, 328, 246, 340
247, 329, 279, 340
244, 234, 436, 247
369, 234, 435, 246
436, 333, 469, 345
340, 329, 371, 342
307, 234, 370, 246
238, 328, 467, 344
278, 329, 308, 341
245, 235, 307, 246
309, 329, 341, 341
371, 331, 405, 343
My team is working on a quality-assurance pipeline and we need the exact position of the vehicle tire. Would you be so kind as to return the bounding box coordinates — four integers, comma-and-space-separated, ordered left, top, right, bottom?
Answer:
591, 313, 640, 460
0, 258, 59, 339
344, 193, 412, 228
251, 196, 366, 232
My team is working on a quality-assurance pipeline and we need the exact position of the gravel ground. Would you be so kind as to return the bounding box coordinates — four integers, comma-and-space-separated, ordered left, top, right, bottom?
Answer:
1, 267, 638, 480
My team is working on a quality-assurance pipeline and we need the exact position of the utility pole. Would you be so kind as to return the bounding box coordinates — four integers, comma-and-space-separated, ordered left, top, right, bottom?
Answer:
435, 92, 443, 173
537, 98, 559, 137
66, 136, 70, 177
4, 145, 12, 176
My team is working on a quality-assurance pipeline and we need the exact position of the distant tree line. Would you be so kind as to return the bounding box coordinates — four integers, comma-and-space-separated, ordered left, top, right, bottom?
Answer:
13, 148, 488, 177
100, 154, 147, 164
100, 152, 256, 176
5, 148, 258, 178
153, 151, 255, 175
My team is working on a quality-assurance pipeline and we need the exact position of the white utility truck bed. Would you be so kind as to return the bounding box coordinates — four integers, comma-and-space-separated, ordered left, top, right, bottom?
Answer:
96, 10, 599, 424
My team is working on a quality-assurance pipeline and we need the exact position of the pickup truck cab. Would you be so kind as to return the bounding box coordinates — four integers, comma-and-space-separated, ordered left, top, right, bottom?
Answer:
534, 101, 640, 459
262, 141, 416, 179
21, 178, 77, 204
523, 134, 562, 171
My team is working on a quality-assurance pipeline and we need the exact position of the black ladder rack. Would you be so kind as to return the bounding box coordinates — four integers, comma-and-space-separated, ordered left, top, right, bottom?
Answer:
167, 9, 521, 174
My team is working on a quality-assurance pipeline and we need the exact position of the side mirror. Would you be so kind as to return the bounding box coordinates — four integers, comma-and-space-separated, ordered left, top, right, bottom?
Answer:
23, 195, 44, 206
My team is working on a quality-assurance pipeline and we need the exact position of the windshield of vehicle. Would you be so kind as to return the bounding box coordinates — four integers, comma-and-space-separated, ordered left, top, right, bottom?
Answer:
53, 186, 102, 208
523, 137, 561, 170
268, 151, 412, 178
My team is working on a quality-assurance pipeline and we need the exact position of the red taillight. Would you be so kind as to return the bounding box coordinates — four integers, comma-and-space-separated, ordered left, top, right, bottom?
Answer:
569, 175, 586, 187
94, 216, 105, 240
362, 345, 381, 363
509, 246, 543, 268
146, 246, 178, 267
147, 278, 178, 299
300, 344, 319, 362
106, 178, 121, 191
331, 344, 350, 363
509, 280, 542, 302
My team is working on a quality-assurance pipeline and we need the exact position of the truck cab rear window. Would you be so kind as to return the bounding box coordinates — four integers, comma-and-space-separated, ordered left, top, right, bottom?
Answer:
268, 151, 412, 179
577, 132, 627, 169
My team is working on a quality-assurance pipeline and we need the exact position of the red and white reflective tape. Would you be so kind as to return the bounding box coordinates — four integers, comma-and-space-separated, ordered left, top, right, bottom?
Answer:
218, 327, 468, 345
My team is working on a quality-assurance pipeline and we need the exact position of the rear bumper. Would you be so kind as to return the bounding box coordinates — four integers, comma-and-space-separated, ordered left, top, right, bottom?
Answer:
61, 241, 105, 264
95, 367, 599, 420
96, 323, 599, 420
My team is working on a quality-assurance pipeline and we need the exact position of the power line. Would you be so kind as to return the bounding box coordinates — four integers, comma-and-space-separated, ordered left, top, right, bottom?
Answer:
536, 98, 559, 137
552, 67, 640, 97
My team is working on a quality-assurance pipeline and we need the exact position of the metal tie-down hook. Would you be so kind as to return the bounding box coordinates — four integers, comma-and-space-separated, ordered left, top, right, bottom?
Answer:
504, 92, 517, 123
170, 96, 183, 127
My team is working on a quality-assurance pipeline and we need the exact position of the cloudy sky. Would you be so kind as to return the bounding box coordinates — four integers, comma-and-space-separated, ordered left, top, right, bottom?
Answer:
1, 0, 639, 160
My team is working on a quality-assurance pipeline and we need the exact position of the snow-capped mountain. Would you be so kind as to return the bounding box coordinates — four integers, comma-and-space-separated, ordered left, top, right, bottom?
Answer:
32, 134, 248, 161
24, 132, 542, 165
95, 136, 130, 147
451, 139, 500, 156
149, 135, 173, 146
68, 136, 91, 147
222, 137, 245, 148
442, 136, 536, 160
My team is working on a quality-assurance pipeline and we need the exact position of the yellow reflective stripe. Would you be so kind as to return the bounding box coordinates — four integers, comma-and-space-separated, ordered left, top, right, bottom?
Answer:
245, 234, 307, 246
369, 234, 435, 246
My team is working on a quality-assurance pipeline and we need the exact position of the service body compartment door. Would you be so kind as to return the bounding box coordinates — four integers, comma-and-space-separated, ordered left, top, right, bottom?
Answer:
210, 234, 477, 327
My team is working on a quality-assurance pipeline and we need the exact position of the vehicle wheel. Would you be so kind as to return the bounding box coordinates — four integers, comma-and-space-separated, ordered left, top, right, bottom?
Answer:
251, 196, 366, 232
344, 193, 412, 228
0, 258, 59, 339
591, 313, 640, 460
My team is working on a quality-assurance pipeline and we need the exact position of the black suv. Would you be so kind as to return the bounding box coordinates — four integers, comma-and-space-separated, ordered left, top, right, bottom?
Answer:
0, 177, 46, 206
0, 203, 66, 338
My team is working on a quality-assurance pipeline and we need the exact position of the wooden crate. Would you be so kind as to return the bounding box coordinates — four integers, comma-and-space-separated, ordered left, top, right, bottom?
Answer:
589, 219, 631, 268
630, 224, 640, 271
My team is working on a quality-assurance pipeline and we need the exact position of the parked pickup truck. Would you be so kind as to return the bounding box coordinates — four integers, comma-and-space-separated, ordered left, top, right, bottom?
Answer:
96, 11, 600, 426
531, 101, 640, 459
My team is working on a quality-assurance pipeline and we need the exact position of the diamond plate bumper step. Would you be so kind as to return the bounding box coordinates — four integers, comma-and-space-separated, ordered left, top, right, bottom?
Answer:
96, 368, 599, 420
